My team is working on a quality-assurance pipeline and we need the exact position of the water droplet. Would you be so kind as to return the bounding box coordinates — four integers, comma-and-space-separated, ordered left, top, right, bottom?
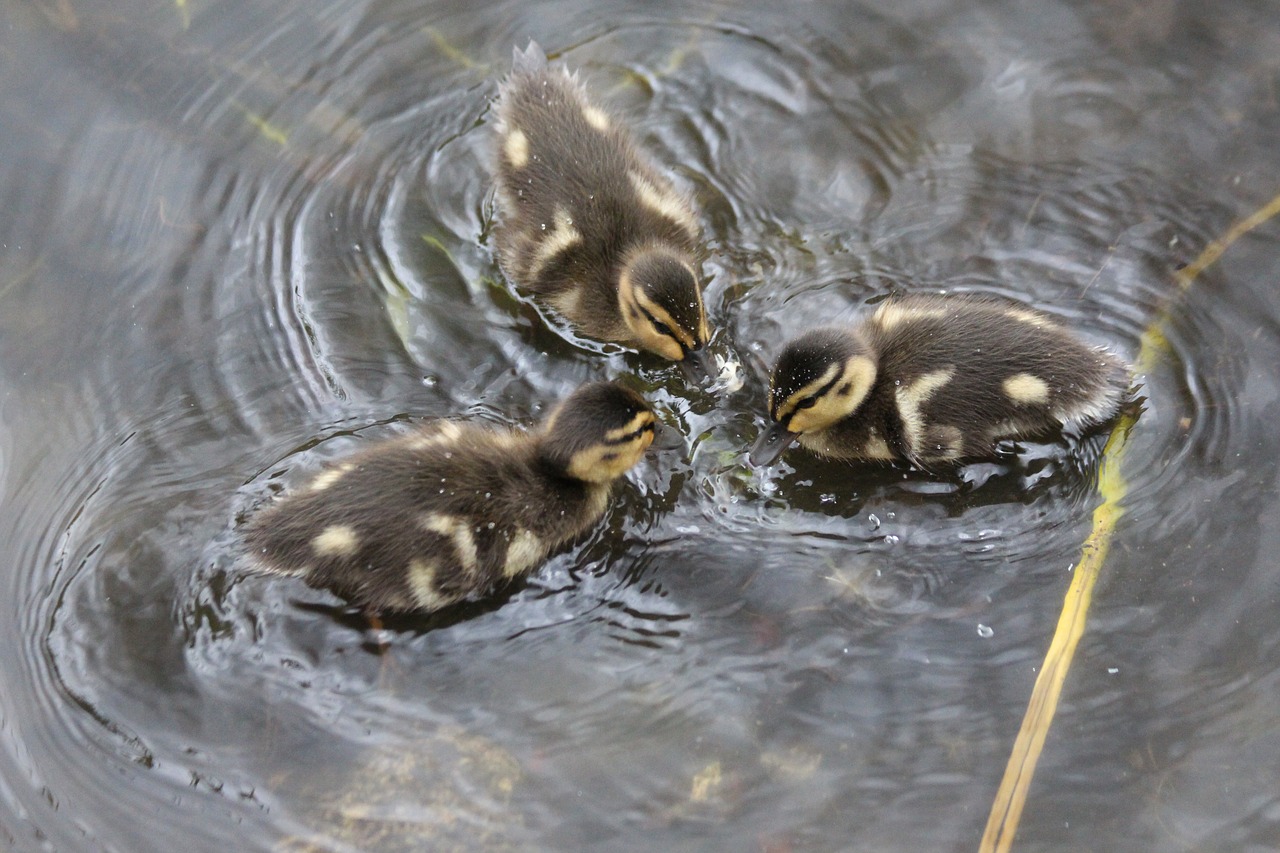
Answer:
484, 492, 491, 498
977, 624, 994, 638
819, 493, 836, 504
422, 375, 438, 388
540, 222, 546, 230
868, 513, 881, 529
1107, 667, 1119, 674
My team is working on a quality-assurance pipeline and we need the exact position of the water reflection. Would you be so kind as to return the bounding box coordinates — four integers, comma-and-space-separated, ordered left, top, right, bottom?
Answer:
1, 1, 1279, 851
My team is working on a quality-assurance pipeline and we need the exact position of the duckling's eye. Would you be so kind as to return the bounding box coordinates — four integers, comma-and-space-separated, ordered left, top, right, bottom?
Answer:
650, 318, 675, 339
797, 397, 817, 410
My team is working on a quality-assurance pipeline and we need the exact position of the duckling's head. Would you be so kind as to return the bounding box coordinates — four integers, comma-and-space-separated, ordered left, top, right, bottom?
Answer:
618, 246, 710, 362
750, 328, 878, 466
540, 381, 658, 483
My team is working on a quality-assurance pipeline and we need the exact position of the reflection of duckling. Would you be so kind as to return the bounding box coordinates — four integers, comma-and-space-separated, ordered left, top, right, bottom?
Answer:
244, 382, 659, 613
750, 294, 1128, 467
492, 42, 711, 364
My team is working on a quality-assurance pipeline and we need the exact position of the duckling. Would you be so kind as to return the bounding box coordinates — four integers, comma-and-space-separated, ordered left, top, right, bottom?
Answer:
243, 381, 660, 613
492, 42, 711, 364
750, 293, 1128, 468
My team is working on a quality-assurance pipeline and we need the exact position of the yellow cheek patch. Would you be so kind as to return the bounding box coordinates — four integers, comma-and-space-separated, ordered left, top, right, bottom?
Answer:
604, 413, 654, 443
312, 524, 360, 558
565, 433, 651, 483
617, 274, 688, 360
773, 363, 842, 422
504, 127, 529, 168
774, 353, 877, 433
1003, 373, 1051, 405
634, 289, 697, 351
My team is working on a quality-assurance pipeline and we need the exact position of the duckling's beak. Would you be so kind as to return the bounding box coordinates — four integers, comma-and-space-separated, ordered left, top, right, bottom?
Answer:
649, 420, 685, 451
679, 346, 716, 382
749, 422, 797, 467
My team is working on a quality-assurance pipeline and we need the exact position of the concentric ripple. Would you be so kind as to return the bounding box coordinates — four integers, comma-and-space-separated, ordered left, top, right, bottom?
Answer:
2, 2, 1280, 852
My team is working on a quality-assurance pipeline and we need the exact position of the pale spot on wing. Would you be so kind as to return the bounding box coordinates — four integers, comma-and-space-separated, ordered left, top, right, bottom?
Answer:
895, 369, 955, 452
407, 420, 464, 450
1003, 373, 1051, 405
925, 424, 964, 459
504, 127, 529, 168
504, 528, 545, 577
407, 558, 448, 610
307, 465, 350, 492
1004, 308, 1053, 329
312, 524, 360, 558
527, 208, 583, 282
581, 105, 610, 131
628, 171, 699, 239
420, 513, 479, 573
861, 436, 894, 459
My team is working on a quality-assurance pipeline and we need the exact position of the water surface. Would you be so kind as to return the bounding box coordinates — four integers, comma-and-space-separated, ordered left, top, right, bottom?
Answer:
2, 1, 1280, 851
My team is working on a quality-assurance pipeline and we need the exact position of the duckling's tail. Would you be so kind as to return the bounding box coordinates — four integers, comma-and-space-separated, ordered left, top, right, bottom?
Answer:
512, 40, 548, 74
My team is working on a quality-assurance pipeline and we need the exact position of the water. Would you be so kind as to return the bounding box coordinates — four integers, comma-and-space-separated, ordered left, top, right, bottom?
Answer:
2, 1, 1280, 850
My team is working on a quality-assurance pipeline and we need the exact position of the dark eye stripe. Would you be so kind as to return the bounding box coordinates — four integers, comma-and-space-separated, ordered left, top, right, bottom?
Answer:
779, 372, 842, 428
640, 308, 691, 356
604, 421, 655, 445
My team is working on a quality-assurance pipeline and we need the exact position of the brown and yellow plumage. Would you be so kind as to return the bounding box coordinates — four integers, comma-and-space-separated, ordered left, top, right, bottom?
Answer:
751, 294, 1128, 467
492, 42, 710, 362
244, 382, 658, 613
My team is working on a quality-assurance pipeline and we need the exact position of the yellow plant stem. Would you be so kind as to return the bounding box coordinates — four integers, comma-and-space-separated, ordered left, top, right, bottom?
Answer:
980, 188, 1280, 853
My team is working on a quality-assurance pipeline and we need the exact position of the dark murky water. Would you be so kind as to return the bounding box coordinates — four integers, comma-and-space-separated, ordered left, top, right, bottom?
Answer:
2, 1, 1280, 851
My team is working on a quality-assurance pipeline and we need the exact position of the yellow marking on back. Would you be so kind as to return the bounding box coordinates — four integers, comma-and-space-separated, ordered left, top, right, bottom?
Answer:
504, 127, 529, 168
581, 105, 610, 131
408, 421, 463, 450
527, 208, 583, 281
504, 528, 545, 577
861, 431, 894, 459
312, 524, 360, 558
873, 302, 947, 332
628, 171, 699, 238
1003, 373, 1051, 405
307, 464, 352, 492
407, 558, 449, 610
1005, 308, 1053, 329
420, 513, 479, 573
895, 369, 955, 451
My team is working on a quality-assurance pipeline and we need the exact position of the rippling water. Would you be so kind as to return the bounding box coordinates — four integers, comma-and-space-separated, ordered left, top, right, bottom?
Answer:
3, 2, 1280, 851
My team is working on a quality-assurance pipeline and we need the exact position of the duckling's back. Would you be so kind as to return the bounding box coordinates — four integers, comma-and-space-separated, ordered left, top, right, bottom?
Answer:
244, 426, 607, 613
492, 45, 700, 336
865, 295, 1127, 459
